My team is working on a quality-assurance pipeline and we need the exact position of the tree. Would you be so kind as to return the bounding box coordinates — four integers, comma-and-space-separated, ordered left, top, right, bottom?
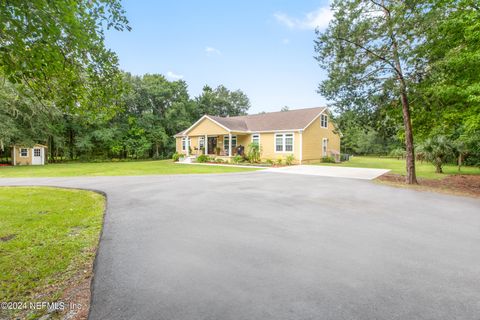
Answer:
419, 135, 454, 173
412, 0, 480, 146
0, 0, 130, 113
138, 112, 169, 158
195, 85, 250, 117
315, 0, 430, 184
334, 108, 402, 155
0, 76, 60, 152
118, 73, 198, 158
452, 139, 468, 171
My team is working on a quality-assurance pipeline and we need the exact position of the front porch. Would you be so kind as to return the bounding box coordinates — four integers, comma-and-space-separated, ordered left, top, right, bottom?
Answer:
181, 133, 249, 158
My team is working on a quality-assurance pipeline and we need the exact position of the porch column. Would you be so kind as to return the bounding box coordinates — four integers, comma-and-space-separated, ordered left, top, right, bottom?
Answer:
228, 133, 232, 157
186, 135, 190, 156
204, 134, 208, 155
12, 146, 16, 166
299, 130, 303, 164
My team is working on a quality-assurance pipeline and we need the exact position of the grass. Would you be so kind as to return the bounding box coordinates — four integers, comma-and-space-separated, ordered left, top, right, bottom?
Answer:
313, 156, 480, 179
0, 159, 259, 178
0, 187, 105, 319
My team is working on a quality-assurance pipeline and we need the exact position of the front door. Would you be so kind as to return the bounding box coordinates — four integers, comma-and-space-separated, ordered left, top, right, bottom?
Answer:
207, 137, 217, 155
32, 148, 42, 165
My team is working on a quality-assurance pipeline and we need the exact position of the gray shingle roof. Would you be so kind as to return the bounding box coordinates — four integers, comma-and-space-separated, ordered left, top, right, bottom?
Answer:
175, 107, 326, 136
208, 115, 249, 131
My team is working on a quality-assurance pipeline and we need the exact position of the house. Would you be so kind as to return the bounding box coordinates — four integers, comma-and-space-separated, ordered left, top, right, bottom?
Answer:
11, 144, 48, 166
174, 107, 341, 164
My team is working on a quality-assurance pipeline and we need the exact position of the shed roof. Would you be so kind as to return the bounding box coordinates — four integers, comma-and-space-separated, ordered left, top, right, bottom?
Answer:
12, 144, 48, 148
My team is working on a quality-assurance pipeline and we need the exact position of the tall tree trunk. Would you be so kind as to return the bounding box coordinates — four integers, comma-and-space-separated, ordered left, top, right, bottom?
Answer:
382, 1, 417, 184
49, 136, 55, 163
399, 84, 417, 184
69, 128, 74, 160
435, 160, 443, 173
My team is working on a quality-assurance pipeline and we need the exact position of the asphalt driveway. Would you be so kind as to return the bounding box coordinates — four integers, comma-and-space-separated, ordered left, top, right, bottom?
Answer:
1, 172, 479, 320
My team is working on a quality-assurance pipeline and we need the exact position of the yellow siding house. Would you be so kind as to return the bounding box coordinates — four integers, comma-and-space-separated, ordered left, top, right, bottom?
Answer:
174, 107, 341, 164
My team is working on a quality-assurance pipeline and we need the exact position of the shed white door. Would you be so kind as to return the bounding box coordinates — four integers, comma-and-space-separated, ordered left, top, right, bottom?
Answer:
32, 148, 43, 165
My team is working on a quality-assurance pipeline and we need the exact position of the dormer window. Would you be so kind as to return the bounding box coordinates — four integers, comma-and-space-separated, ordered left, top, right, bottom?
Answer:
320, 114, 328, 128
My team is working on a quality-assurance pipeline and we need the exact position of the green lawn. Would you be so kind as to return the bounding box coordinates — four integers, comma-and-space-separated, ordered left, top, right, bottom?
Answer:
0, 160, 259, 178
313, 156, 480, 179
0, 187, 105, 319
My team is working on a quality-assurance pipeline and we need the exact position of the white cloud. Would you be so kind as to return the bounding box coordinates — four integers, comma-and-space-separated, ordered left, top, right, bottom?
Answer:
274, 13, 296, 28
274, 6, 332, 30
166, 71, 183, 80
205, 46, 221, 56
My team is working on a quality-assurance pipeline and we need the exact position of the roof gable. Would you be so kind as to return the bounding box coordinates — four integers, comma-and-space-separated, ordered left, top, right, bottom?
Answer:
182, 115, 230, 136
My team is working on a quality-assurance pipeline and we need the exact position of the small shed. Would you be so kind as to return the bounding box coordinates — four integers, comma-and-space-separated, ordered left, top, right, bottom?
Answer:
11, 144, 48, 166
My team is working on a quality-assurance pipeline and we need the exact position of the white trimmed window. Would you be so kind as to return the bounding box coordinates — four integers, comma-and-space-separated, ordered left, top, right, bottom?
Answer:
275, 133, 294, 152
181, 137, 191, 151
320, 114, 328, 128
252, 133, 260, 145
199, 137, 205, 149
223, 135, 237, 152
34, 148, 41, 157
20, 148, 28, 157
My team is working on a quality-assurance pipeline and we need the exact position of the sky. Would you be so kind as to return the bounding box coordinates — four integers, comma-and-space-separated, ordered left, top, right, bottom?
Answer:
104, 0, 332, 114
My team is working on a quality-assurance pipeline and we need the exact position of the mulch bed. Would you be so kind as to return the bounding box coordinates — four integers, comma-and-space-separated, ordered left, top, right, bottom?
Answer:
377, 173, 480, 198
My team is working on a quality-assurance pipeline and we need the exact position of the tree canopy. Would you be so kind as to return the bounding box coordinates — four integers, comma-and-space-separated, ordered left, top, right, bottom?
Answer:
0, 0, 130, 114
0, 72, 251, 160
195, 85, 251, 117
315, 0, 480, 179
